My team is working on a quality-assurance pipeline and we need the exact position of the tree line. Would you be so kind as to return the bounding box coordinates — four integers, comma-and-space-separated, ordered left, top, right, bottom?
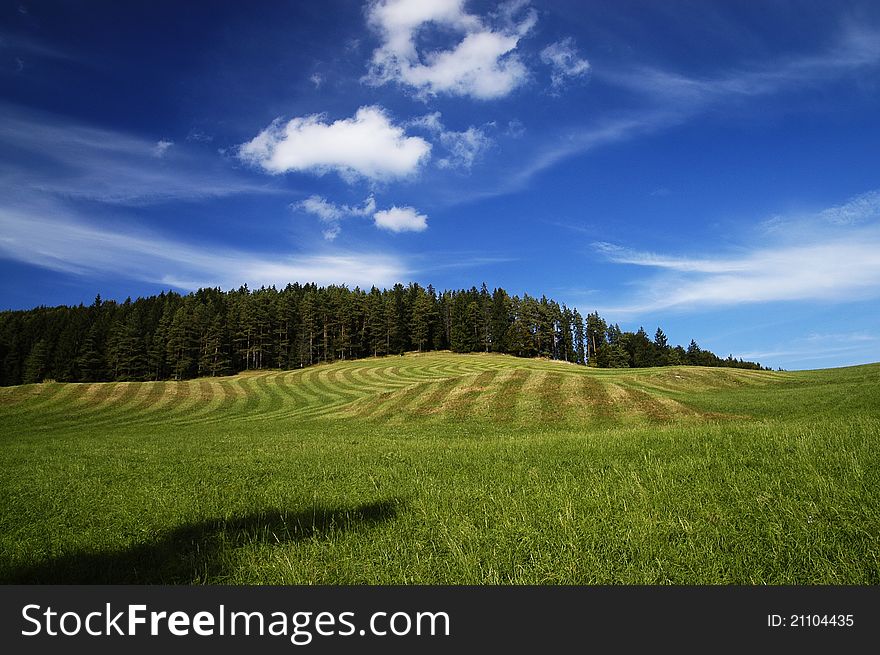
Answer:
0, 282, 765, 385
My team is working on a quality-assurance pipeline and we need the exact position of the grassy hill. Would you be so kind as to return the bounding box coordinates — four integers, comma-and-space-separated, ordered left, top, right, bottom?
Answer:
1, 352, 877, 584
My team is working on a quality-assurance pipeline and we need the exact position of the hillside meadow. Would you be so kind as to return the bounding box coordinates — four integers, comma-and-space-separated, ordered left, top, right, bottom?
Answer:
0, 352, 877, 584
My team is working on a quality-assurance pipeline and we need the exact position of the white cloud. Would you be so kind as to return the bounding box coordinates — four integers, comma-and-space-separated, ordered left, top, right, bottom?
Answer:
310, 72, 323, 88
737, 331, 880, 368
153, 139, 173, 157
540, 37, 590, 91
761, 190, 880, 236
295, 195, 429, 238
601, 24, 880, 105
321, 224, 342, 241
437, 125, 492, 169
505, 119, 525, 138
408, 111, 444, 134
364, 0, 537, 100
818, 190, 880, 225
238, 105, 431, 182
293, 194, 377, 240
0, 201, 407, 290
373, 206, 428, 233
407, 111, 493, 170
471, 23, 880, 203
594, 190, 880, 314
0, 104, 277, 204
185, 129, 213, 143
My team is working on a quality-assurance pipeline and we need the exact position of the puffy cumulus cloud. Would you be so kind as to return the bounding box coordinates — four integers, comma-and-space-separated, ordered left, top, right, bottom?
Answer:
238, 105, 431, 182
373, 206, 428, 233
294, 195, 430, 239
437, 126, 492, 170
364, 0, 537, 100
294, 194, 377, 240
540, 37, 590, 91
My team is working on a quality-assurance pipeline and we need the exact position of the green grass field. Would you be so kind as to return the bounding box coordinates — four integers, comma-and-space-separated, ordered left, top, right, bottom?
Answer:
1, 352, 878, 584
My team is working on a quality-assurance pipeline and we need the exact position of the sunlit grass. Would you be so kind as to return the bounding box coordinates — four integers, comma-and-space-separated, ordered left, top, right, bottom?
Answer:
1, 352, 877, 583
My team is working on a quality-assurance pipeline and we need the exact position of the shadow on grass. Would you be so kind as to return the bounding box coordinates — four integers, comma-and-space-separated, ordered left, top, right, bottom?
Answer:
3, 499, 399, 584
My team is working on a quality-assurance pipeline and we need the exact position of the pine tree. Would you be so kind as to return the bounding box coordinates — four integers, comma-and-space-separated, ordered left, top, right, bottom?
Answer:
200, 315, 230, 376
410, 288, 435, 352
490, 287, 511, 353
585, 311, 607, 366
148, 302, 174, 380
166, 305, 197, 380
23, 339, 49, 383
77, 322, 106, 382
573, 309, 586, 365
0, 283, 767, 385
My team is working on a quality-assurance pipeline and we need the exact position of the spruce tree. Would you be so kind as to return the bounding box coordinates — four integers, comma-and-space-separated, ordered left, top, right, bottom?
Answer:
23, 339, 49, 383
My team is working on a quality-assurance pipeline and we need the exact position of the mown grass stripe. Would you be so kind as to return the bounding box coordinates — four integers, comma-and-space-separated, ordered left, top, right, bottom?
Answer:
324, 369, 365, 402
253, 374, 285, 413
514, 370, 546, 422
76, 381, 155, 429
538, 373, 565, 423
488, 369, 529, 421
619, 385, 675, 423
337, 366, 389, 397
128, 381, 180, 423
366, 379, 439, 421
179, 379, 232, 424
580, 375, 615, 420
411, 375, 469, 417
233, 377, 262, 417
358, 365, 403, 394
0, 383, 62, 412
277, 370, 323, 406
51, 382, 122, 425
2, 382, 88, 419
439, 370, 499, 417
238, 373, 297, 424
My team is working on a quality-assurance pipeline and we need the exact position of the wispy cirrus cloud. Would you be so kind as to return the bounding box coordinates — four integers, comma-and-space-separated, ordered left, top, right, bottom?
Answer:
477, 22, 880, 200
817, 190, 880, 225
593, 190, 880, 315
0, 200, 408, 291
238, 105, 431, 182
599, 23, 880, 104
0, 33, 80, 67
738, 331, 880, 368
0, 104, 279, 205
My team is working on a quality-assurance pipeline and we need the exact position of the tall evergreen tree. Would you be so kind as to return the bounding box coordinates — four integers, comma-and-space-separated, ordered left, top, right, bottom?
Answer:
77, 322, 106, 382
23, 339, 49, 383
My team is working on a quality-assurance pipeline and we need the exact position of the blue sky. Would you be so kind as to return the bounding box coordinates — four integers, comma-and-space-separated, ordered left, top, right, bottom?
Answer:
2, 0, 880, 370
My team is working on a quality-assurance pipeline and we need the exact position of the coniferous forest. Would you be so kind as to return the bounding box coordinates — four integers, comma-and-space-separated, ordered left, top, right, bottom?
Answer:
0, 283, 765, 386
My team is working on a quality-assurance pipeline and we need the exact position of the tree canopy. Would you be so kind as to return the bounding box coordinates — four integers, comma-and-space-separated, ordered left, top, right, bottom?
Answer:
0, 283, 765, 386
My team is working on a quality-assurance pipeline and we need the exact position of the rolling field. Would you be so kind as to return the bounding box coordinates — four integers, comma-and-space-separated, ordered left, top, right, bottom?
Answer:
0, 352, 878, 584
